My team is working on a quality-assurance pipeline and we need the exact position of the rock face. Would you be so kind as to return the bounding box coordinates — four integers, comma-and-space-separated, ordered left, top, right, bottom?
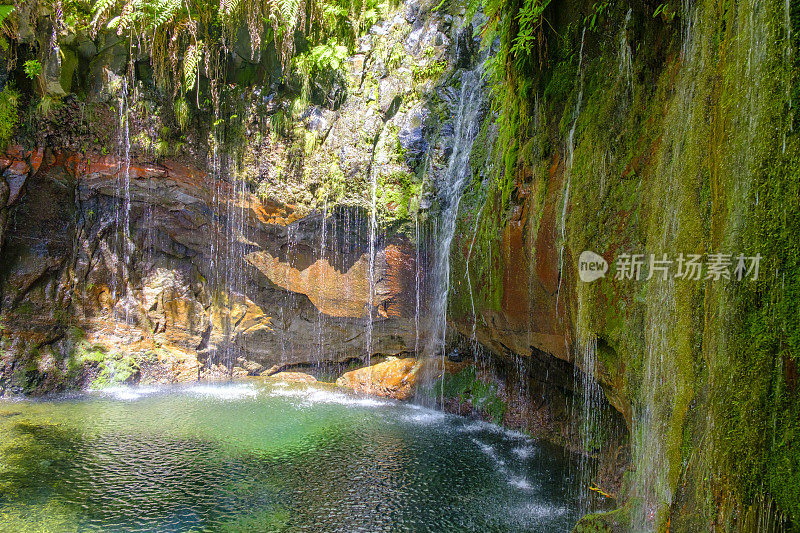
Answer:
0, 148, 417, 394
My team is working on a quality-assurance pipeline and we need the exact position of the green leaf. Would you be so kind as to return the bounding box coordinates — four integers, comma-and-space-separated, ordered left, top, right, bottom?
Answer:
0, 5, 14, 24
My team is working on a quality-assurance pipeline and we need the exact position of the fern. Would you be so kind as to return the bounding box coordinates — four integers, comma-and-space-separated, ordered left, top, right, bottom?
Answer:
150, 0, 181, 28
90, 0, 120, 29
273, 0, 300, 26
0, 5, 14, 25
87, 0, 392, 120
183, 40, 203, 91
509, 0, 551, 59
321, 3, 347, 27
219, 0, 241, 18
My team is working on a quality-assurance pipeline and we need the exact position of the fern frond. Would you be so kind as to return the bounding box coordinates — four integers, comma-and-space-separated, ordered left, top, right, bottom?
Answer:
183, 40, 203, 91
114, 0, 136, 34
91, 0, 120, 31
150, 0, 181, 28
272, 0, 300, 26
219, 0, 242, 18
174, 95, 189, 130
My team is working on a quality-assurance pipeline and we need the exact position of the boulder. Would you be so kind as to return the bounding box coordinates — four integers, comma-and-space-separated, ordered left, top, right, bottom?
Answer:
336, 357, 421, 400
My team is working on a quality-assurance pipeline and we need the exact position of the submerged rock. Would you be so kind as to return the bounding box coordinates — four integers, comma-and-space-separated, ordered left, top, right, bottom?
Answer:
267, 372, 318, 383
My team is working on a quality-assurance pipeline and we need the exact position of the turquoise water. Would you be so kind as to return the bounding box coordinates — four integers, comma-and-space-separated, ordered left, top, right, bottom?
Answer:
0, 381, 582, 532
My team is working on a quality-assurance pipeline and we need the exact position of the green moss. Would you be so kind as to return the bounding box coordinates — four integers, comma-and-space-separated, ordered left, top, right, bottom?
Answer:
378, 170, 420, 222
438, 366, 506, 424
73, 342, 139, 388
572, 502, 630, 533
411, 60, 447, 83
454, 0, 800, 529
0, 86, 19, 150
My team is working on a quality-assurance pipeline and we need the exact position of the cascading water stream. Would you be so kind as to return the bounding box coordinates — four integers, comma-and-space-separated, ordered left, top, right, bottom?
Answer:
619, 9, 633, 86
573, 322, 604, 516
426, 64, 486, 403
205, 96, 251, 374
316, 201, 329, 364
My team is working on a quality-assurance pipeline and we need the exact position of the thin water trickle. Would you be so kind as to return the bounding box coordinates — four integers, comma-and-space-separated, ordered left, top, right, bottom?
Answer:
367, 161, 378, 366
466, 200, 485, 344
574, 326, 603, 516
619, 9, 633, 86
555, 27, 586, 316
111, 77, 134, 344
316, 201, 328, 363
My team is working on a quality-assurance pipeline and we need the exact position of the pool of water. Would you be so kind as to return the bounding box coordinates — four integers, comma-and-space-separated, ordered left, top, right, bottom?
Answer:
0, 381, 583, 532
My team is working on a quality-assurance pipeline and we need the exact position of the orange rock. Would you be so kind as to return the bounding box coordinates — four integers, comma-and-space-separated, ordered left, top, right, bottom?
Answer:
245, 243, 414, 319
336, 357, 422, 400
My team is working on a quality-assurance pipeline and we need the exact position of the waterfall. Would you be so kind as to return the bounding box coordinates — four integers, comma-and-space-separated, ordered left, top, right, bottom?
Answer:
630, 280, 675, 531
466, 200, 484, 345
618, 9, 633, 87
204, 96, 251, 374
426, 64, 485, 395
785, 0, 793, 115
280, 224, 299, 364
316, 201, 328, 363
226, 161, 248, 371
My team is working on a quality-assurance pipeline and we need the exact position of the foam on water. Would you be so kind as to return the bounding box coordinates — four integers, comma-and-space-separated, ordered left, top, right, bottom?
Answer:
265, 387, 309, 398
508, 476, 535, 491
471, 438, 506, 467
471, 438, 540, 494
267, 385, 392, 408
402, 410, 448, 425
98, 386, 160, 401
401, 404, 448, 424
511, 445, 537, 460
459, 419, 531, 441
187, 384, 259, 400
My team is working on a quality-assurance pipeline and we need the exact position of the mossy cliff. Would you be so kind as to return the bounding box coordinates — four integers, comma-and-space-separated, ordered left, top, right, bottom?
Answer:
450, 0, 799, 529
